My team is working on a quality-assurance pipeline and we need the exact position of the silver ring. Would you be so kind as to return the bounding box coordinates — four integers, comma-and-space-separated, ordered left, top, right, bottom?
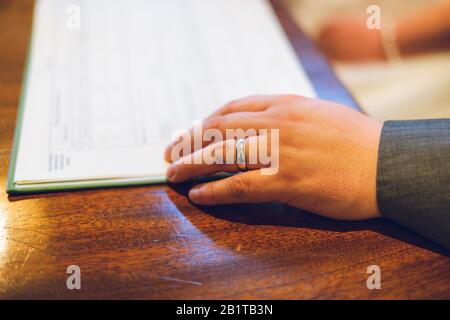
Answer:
236, 138, 247, 171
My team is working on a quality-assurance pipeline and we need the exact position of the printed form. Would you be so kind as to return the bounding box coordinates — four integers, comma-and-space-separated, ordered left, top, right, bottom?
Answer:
12, 0, 316, 190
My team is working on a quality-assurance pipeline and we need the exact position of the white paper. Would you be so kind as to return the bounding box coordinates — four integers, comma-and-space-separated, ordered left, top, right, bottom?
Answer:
14, 0, 316, 187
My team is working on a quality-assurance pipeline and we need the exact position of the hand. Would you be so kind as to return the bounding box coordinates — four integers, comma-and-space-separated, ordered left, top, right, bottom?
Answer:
317, 16, 385, 62
165, 95, 383, 221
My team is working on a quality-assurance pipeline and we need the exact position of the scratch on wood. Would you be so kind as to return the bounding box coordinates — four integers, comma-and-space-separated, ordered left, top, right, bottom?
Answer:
6, 237, 45, 252
20, 248, 35, 267
4, 226, 50, 236
159, 276, 202, 286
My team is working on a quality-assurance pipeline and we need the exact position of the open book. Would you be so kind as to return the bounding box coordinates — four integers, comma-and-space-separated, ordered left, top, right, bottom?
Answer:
7, 0, 316, 194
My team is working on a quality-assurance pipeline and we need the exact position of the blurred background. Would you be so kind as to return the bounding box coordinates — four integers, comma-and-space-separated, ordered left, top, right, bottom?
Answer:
1, 0, 449, 122
286, 0, 450, 120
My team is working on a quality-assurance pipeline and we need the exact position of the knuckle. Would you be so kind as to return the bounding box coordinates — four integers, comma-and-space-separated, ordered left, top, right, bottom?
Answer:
220, 101, 237, 114
227, 175, 249, 199
226, 98, 241, 107
271, 105, 304, 122
203, 184, 218, 203
205, 116, 223, 130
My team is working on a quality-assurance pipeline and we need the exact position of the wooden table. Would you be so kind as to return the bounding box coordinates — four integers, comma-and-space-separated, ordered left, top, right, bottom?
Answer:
0, 0, 449, 300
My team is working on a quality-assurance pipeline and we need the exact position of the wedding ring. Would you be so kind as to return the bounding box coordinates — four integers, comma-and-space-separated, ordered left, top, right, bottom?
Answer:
235, 138, 247, 171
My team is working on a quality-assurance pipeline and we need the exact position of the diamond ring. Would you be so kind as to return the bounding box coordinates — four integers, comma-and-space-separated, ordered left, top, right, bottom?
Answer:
235, 138, 247, 172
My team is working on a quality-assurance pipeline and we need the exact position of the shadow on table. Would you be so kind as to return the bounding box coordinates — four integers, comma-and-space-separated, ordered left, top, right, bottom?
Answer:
168, 182, 450, 258
7, 180, 449, 258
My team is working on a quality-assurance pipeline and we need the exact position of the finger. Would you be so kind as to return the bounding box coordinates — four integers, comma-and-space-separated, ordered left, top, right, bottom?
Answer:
167, 139, 236, 183
167, 136, 270, 183
164, 112, 267, 163
188, 170, 279, 205
207, 94, 286, 119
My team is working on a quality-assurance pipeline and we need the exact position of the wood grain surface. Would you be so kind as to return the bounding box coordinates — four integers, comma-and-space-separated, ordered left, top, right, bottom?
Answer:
0, 0, 449, 300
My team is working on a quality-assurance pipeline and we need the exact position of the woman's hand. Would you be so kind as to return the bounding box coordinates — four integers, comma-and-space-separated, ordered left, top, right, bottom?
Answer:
317, 16, 385, 62
165, 95, 383, 221
317, 2, 450, 62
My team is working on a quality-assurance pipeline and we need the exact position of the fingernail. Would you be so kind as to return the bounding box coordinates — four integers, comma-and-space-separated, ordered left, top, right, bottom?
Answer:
167, 164, 177, 182
189, 186, 201, 202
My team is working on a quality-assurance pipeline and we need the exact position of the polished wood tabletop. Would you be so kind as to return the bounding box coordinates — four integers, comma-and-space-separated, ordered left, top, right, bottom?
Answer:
0, 0, 449, 300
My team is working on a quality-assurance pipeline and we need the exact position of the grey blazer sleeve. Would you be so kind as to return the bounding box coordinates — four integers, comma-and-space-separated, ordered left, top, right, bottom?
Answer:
377, 120, 450, 250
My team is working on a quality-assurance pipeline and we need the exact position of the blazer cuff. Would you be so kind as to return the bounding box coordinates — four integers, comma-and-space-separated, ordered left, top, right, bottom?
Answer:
377, 120, 450, 250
